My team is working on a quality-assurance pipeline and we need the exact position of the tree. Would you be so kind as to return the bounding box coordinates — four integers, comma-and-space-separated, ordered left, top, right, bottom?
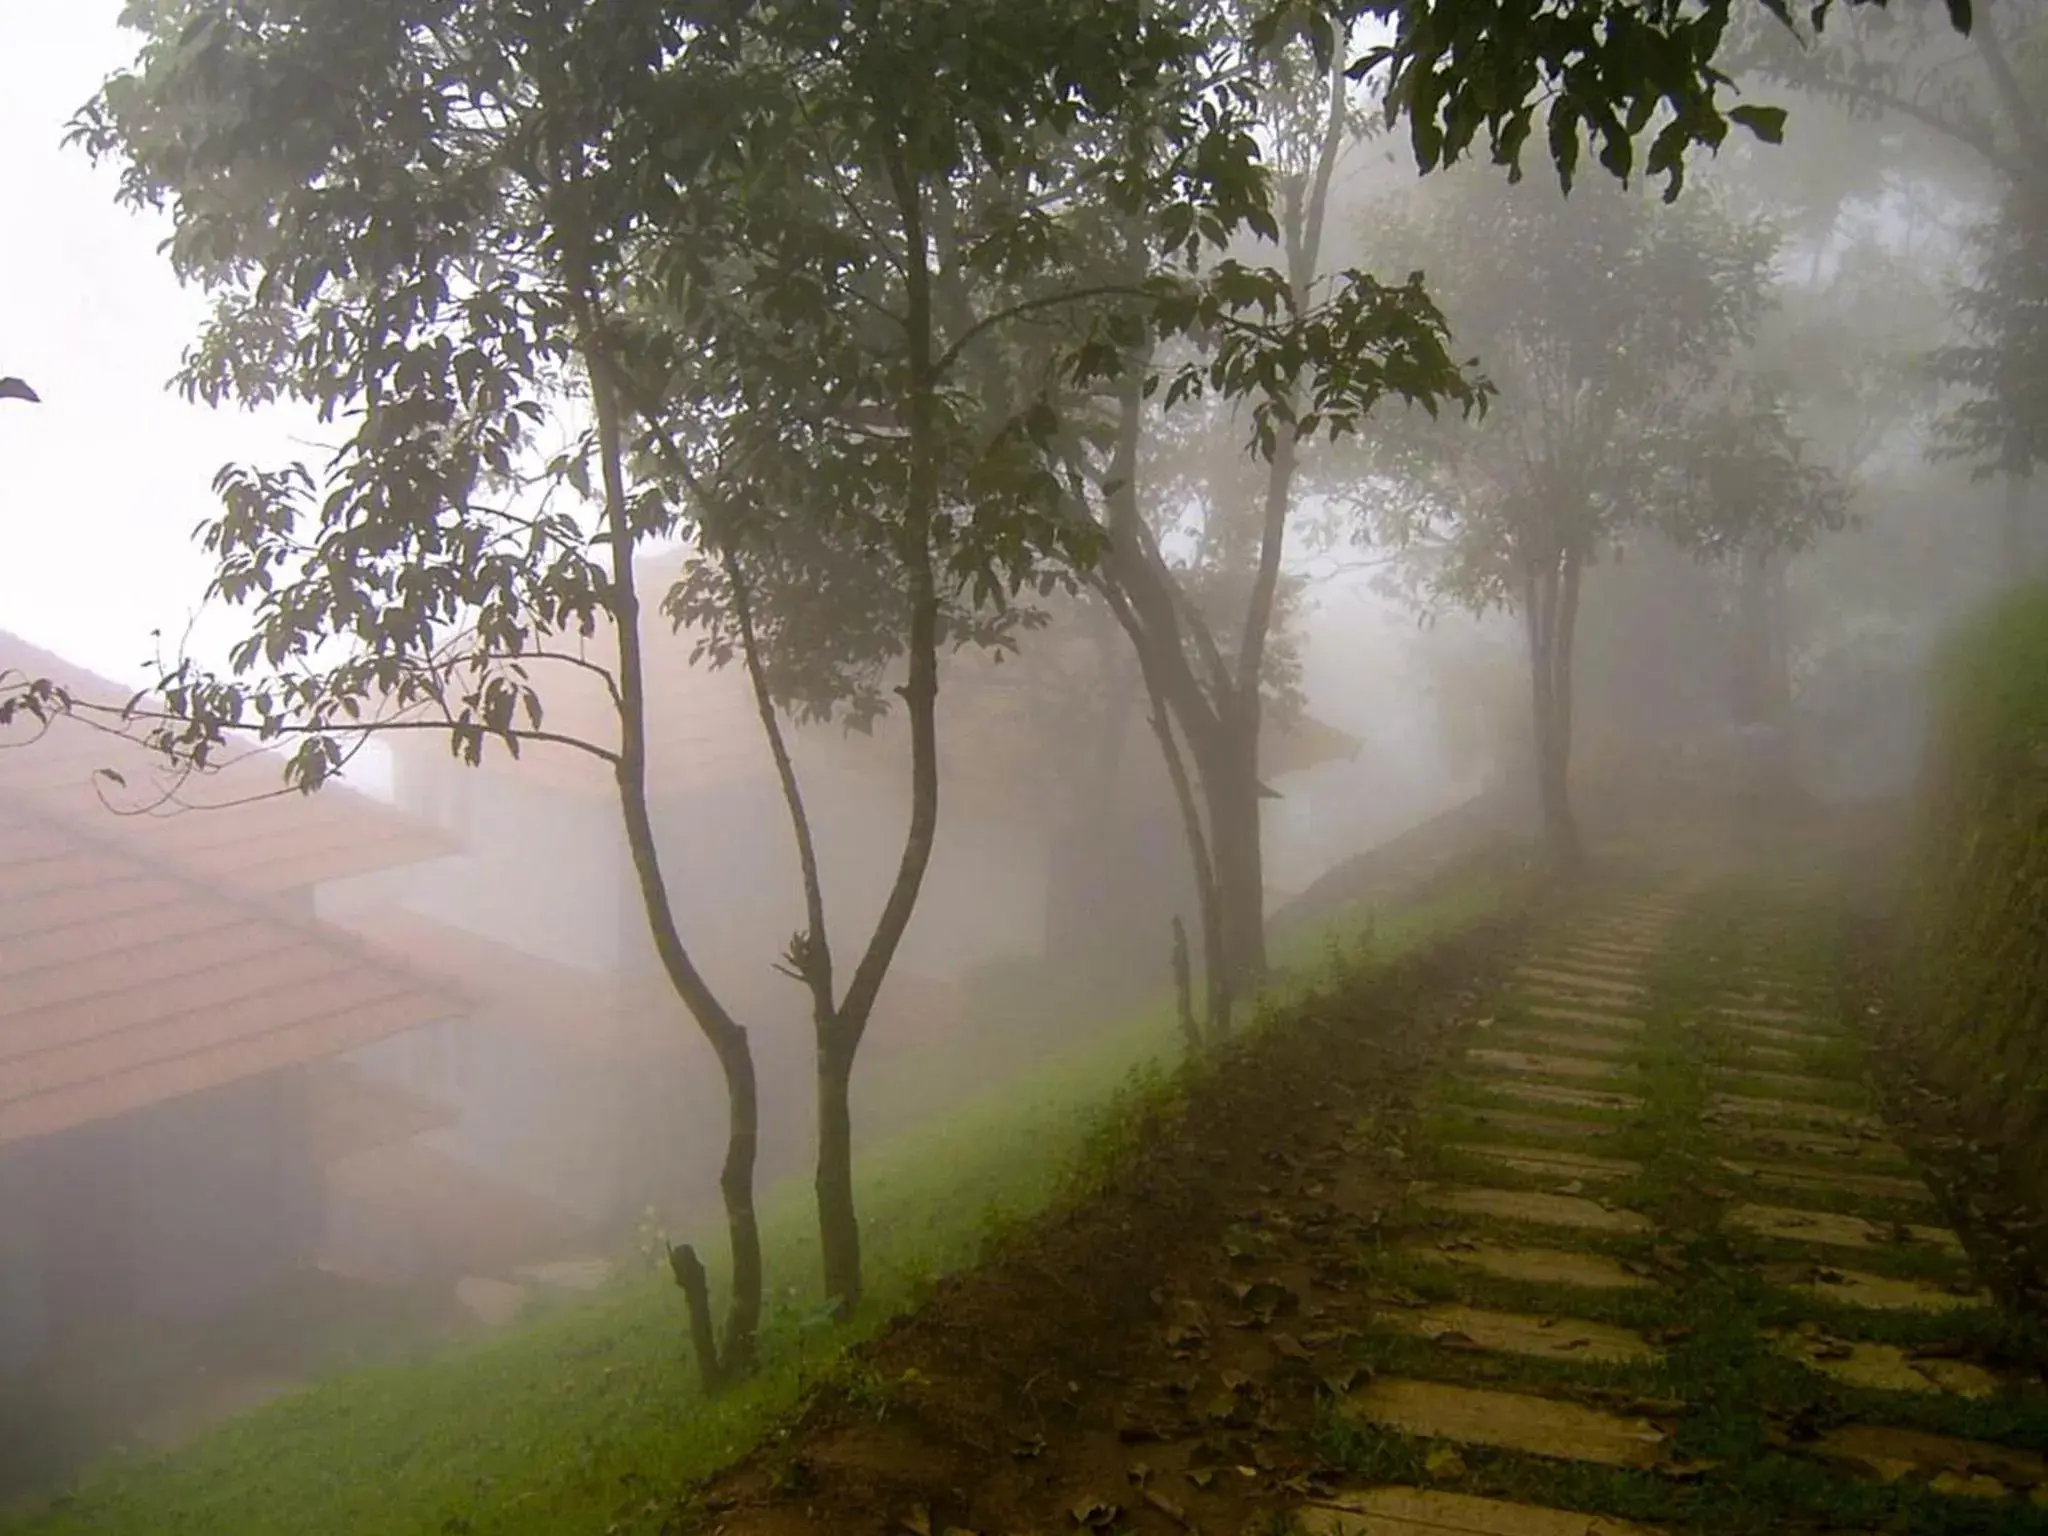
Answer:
1735, 0, 2045, 565
1047, 26, 1481, 1021
71, 0, 1483, 1356
1339, 0, 1975, 201
1358, 171, 1783, 863
616, 0, 1471, 1315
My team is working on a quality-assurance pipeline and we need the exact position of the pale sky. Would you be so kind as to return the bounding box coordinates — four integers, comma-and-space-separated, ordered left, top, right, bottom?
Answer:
1, 3, 321, 687
0, 4, 1421, 732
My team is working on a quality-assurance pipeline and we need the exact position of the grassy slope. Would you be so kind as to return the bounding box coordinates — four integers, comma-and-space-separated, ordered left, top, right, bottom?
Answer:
1912, 580, 2048, 1171
7, 865, 1524, 1536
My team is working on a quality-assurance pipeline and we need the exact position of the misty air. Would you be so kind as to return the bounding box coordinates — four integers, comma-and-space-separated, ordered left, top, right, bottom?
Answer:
2, 2, 2046, 1533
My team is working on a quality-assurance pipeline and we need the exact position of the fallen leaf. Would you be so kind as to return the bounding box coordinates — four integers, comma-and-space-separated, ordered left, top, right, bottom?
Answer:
1069, 1500, 1120, 1529
1423, 1445, 1468, 1479
1659, 1457, 1721, 1481
1141, 1488, 1192, 1528
897, 1506, 933, 1536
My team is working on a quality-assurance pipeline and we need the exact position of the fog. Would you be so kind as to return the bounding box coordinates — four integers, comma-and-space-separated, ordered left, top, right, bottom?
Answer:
2, 0, 2041, 1513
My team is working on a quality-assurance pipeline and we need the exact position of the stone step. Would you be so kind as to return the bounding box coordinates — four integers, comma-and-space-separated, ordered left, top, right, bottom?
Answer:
1475, 1082, 1641, 1115
1516, 967, 1647, 998
1716, 1158, 1935, 1208
1561, 941, 1661, 965
1406, 1240, 1655, 1291
1718, 1003, 1826, 1028
1463, 1145, 1642, 1183
1706, 1094, 1880, 1132
1810, 1424, 2048, 1504
1771, 1330, 2000, 1398
1716, 1124, 1910, 1168
1726, 1203, 1962, 1255
1299, 1488, 1651, 1536
1527, 1003, 1646, 1031
1543, 949, 1650, 979
1489, 1029, 1633, 1058
1444, 1108, 1630, 1145
1777, 1263, 1991, 1313
1345, 1379, 1669, 1468
1416, 1184, 1651, 1235
1468, 1050, 1630, 1084
1380, 1304, 1659, 1365
1719, 1020, 1832, 1047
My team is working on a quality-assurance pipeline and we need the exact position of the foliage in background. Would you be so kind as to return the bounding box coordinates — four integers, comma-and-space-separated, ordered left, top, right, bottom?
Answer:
1913, 577, 2048, 1126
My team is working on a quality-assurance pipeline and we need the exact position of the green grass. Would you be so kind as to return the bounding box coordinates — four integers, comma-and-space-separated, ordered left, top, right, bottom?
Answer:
4, 864, 1526, 1536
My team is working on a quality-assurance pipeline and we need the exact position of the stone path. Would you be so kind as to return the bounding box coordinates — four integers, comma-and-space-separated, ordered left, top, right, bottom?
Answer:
1300, 881, 2048, 1535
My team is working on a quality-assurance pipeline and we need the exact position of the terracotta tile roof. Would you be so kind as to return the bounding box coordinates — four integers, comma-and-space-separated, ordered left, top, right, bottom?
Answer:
0, 803, 467, 1149
0, 630, 454, 893
329, 906, 678, 1056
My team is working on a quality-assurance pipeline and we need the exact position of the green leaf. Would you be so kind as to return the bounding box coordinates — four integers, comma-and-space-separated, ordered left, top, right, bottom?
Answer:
1727, 104, 1788, 145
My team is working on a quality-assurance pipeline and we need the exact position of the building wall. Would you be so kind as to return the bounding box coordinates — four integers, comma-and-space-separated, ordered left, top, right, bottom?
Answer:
325, 754, 632, 976
0, 1073, 320, 1369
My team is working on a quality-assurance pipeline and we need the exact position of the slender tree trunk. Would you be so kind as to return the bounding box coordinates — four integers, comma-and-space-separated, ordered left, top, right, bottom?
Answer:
1139, 678, 1232, 1039
795, 130, 948, 1321
587, 352, 762, 1388
708, 1039, 763, 1375
1524, 555, 1582, 869
1201, 721, 1270, 990
814, 1032, 860, 1311
1170, 916, 1203, 1055
1109, 565, 1231, 1037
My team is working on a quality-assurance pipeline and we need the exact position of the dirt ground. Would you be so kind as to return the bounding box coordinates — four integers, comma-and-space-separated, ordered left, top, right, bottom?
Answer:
676, 909, 1529, 1536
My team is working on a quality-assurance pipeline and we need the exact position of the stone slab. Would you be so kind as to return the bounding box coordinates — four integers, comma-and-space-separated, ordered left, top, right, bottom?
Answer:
1727, 1203, 1962, 1255
1517, 967, 1646, 997
1775, 1334, 2000, 1398
1721, 1020, 1827, 1047
1479, 1082, 1641, 1115
1717, 1159, 1934, 1207
1528, 1003, 1646, 1031
1407, 1241, 1654, 1291
1299, 1487, 1654, 1536
1465, 1145, 1642, 1183
1418, 1184, 1651, 1234
1469, 1050, 1628, 1083
1810, 1425, 2048, 1503
1546, 950, 1649, 978
1781, 1265, 1991, 1313
1452, 1109, 1629, 1144
1707, 1094, 1877, 1130
1720, 1004, 1826, 1028
1387, 1304, 1659, 1364
1493, 1029, 1633, 1058
1347, 1379, 1667, 1468
1720, 1125, 1910, 1167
